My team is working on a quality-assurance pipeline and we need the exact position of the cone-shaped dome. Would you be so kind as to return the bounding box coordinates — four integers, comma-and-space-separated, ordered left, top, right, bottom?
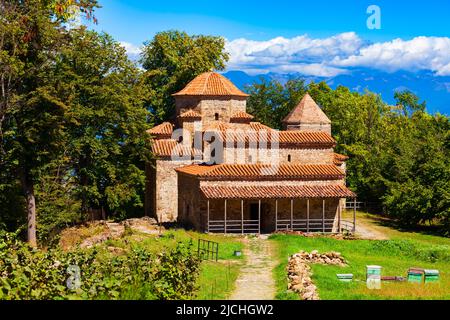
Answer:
173, 72, 249, 97
283, 93, 331, 125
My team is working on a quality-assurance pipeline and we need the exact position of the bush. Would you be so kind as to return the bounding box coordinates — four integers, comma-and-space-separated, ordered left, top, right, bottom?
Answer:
0, 232, 201, 300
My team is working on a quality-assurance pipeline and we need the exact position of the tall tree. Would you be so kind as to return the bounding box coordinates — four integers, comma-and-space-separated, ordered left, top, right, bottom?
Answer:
0, 0, 98, 246
55, 28, 151, 219
140, 30, 229, 123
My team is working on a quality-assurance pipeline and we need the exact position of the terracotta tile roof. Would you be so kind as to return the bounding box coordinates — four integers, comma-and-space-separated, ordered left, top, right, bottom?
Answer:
176, 163, 345, 180
178, 109, 202, 120
230, 111, 254, 122
173, 72, 249, 97
283, 93, 331, 125
200, 185, 356, 199
333, 153, 349, 165
147, 122, 173, 138
151, 139, 201, 158
203, 121, 232, 132
249, 122, 273, 131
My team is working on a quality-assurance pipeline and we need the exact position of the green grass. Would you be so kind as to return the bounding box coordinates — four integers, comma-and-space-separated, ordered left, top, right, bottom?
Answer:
99, 228, 244, 299
270, 230, 450, 300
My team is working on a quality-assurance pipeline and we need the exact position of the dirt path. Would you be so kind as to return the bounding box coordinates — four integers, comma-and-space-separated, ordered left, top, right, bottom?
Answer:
229, 236, 277, 300
353, 215, 389, 240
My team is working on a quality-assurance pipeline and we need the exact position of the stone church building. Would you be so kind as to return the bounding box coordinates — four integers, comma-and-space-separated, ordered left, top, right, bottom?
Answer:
145, 72, 355, 234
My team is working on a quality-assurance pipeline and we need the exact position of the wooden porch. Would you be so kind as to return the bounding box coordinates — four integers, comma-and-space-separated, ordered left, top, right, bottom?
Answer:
206, 198, 357, 234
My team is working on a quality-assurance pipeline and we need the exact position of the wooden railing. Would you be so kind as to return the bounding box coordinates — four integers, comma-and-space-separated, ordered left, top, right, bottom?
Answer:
208, 219, 259, 234
276, 218, 336, 232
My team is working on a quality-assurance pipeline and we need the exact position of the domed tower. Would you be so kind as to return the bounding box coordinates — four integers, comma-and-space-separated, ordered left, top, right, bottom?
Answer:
172, 72, 249, 128
282, 93, 331, 134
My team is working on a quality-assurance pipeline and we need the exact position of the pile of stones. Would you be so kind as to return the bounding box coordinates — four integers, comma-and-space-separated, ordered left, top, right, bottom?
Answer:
287, 250, 347, 300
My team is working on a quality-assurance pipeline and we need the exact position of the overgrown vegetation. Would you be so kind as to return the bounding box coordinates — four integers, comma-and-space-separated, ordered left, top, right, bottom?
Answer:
0, 230, 201, 300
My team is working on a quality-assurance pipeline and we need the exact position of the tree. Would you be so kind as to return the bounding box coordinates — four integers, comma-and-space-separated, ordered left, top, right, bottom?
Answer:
246, 78, 306, 129
140, 30, 229, 123
55, 28, 151, 219
394, 89, 426, 117
0, 0, 98, 246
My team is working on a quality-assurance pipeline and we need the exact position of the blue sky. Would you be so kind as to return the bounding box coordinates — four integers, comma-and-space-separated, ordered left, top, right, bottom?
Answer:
90, 0, 449, 44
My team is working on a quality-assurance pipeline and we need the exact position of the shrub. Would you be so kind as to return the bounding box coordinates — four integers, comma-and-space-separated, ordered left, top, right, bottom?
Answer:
0, 232, 200, 300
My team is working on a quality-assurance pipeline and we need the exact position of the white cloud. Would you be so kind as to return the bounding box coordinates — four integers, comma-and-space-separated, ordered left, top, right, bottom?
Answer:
119, 41, 142, 61
225, 33, 450, 77
332, 36, 450, 76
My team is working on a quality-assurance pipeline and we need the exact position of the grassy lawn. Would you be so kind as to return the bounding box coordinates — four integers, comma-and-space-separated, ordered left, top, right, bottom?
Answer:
99, 228, 244, 299
270, 214, 450, 300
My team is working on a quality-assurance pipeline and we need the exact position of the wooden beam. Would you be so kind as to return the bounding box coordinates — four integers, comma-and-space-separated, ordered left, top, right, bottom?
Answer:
207, 200, 210, 233
322, 199, 325, 233
306, 199, 310, 233
258, 199, 261, 234
290, 199, 294, 231
224, 199, 227, 234
275, 199, 278, 232
241, 199, 244, 235
338, 200, 341, 233
353, 198, 356, 233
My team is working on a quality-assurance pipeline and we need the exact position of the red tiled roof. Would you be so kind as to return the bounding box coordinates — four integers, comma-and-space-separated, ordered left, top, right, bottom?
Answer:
151, 139, 201, 158
283, 93, 331, 125
333, 153, 349, 165
173, 72, 249, 97
200, 185, 356, 199
147, 122, 173, 138
230, 111, 254, 122
176, 163, 345, 180
178, 109, 202, 120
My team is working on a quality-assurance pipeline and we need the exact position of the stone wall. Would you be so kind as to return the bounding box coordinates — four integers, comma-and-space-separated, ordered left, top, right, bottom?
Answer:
285, 123, 331, 135
200, 97, 247, 126
177, 174, 207, 231
222, 147, 334, 165
147, 159, 193, 222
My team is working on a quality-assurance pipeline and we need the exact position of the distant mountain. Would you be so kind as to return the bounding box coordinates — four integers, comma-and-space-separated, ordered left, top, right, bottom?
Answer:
223, 69, 450, 115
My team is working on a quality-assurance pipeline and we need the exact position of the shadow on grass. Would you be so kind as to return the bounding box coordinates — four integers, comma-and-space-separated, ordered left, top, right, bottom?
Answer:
363, 212, 448, 238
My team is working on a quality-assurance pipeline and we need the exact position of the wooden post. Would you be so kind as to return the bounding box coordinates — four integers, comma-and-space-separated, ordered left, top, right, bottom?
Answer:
338, 200, 341, 233
258, 199, 261, 234
306, 199, 310, 233
241, 199, 244, 235
224, 199, 227, 234
290, 199, 294, 231
322, 199, 325, 233
275, 199, 278, 232
353, 198, 356, 233
207, 200, 210, 233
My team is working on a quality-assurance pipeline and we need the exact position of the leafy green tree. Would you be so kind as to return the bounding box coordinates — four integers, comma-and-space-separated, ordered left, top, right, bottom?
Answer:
246, 78, 306, 129
394, 89, 426, 117
0, 0, 98, 246
140, 30, 229, 123
55, 28, 151, 219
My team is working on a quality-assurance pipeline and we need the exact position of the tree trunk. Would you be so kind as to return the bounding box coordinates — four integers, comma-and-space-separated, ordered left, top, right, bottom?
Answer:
20, 169, 37, 247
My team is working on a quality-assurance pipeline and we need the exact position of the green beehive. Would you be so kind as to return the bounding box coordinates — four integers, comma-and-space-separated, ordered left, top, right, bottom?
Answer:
424, 269, 439, 283
407, 267, 424, 283
407, 272, 423, 283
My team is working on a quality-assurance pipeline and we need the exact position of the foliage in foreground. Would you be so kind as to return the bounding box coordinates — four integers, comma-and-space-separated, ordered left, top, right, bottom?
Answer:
0, 232, 200, 300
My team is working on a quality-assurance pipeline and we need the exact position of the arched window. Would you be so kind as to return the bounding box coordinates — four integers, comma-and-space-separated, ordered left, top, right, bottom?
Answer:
214, 113, 219, 120
288, 154, 291, 162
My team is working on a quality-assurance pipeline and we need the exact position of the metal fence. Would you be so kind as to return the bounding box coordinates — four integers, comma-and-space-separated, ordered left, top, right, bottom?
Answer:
197, 238, 219, 261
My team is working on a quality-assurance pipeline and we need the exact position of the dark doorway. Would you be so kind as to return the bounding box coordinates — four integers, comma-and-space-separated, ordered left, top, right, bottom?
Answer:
249, 203, 259, 221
